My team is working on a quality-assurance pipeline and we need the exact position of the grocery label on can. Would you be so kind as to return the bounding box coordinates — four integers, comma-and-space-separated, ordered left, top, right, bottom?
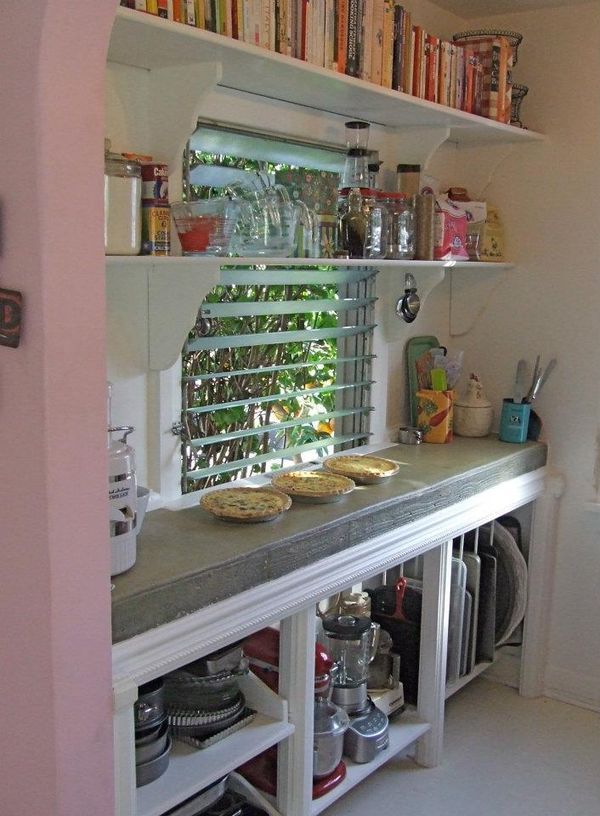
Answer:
141, 163, 169, 203
142, 204, 171, 255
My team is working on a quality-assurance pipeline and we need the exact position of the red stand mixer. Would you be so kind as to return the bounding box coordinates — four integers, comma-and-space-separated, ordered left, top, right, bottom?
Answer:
239, 627, 349, 799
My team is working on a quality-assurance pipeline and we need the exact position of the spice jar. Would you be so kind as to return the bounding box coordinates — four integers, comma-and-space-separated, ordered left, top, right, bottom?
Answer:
104, 143, 142, 255
382, 192, 415, 259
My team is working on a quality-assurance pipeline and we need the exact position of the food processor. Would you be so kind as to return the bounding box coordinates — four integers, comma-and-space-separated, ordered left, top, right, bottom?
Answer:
320, 614, 389, 763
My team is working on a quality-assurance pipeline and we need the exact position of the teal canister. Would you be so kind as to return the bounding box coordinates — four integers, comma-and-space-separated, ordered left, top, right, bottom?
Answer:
499, 399, 530, 443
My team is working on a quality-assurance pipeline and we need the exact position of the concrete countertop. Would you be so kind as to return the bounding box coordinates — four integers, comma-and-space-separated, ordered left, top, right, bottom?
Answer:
111, 437, 546, 643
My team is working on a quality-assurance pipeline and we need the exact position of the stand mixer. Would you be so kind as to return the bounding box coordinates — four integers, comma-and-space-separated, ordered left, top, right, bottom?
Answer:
320, 614, 389, 763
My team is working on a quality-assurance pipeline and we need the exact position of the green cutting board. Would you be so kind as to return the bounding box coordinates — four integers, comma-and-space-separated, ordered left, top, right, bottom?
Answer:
406, 335, 440, 426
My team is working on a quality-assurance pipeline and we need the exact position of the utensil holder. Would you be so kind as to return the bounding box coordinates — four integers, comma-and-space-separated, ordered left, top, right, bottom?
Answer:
416, 389, 454, 444
499, 398, 531, 443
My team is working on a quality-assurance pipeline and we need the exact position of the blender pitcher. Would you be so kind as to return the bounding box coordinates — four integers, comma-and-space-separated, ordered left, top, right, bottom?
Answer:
320, 614, 380, 713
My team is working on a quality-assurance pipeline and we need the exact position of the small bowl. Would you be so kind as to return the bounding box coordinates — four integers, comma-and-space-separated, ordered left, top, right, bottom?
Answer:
171, 199, 240, 256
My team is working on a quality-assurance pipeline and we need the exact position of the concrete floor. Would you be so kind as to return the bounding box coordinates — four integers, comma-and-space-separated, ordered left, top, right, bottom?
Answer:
324, 677, 600, 816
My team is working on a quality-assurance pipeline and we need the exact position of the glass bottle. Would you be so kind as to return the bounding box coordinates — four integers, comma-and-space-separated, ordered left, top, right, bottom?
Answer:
339, 188, 367, 258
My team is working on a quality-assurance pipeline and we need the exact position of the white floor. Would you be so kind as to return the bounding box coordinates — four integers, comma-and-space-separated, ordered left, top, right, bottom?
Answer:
324, 677, 600, 816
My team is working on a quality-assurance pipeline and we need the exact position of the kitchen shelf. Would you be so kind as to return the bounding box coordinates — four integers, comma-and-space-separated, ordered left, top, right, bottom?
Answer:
133, 672, 292, 816
106, 256, 513, 371
108, 8, 544, 148
138, 715, 294, 816
445, 659, 494, 700
310, 712, 431, 816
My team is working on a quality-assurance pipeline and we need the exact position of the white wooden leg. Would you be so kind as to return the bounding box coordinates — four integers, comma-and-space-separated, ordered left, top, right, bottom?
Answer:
520, 471, 565, 697
414, 539, 452, 768
113, 678, 139, 816
277, 608, 316, 816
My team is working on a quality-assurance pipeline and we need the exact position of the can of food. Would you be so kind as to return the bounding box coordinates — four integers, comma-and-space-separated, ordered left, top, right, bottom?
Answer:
141, 203, 171, 255
141, 163, 169, 203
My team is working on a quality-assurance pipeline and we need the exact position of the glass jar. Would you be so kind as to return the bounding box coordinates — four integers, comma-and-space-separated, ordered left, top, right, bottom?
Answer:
383, 192, 415, 259
365, 190, 389, 259
104, 150, 142, 255
338, 188, 367, 258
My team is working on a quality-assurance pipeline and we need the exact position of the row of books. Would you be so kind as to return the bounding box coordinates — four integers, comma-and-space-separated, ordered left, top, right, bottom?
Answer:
120, 1, 513, 123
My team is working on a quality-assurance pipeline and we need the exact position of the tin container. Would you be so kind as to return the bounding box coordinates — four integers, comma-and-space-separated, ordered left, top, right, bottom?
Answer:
142, 203, 171, 255
499, 399, 530, 443
141, 162, 169, 203
416, 389, 454, 444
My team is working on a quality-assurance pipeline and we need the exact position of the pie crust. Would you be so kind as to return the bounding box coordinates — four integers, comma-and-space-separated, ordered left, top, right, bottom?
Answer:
200, 487, 292, 522
322, 455, 400, 484
271, 470, 355, 502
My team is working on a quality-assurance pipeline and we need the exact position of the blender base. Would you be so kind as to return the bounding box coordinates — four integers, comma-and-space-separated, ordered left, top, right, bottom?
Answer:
344, 699, 389, 764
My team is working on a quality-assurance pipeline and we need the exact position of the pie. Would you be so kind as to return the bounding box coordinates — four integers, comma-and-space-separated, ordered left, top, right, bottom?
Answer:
322, 455, 400, 484
271, 470, 355, 502
200, 487, 291, 522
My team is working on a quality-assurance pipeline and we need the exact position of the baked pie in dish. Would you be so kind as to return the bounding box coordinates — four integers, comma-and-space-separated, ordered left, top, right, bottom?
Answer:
200, 487, 292, 522
322, 454, 400, 484
271, 470, 356, 503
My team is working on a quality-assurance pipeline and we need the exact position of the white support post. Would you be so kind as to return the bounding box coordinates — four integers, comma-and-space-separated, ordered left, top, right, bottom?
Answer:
277, 609, 316, 816
113, 678, 139, 816
519, 471, 565, 697
414, 539, 452, 768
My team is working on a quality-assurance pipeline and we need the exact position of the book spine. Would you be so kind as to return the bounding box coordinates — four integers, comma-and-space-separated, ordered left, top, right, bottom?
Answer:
370, 0, 384, 86
324, 0, 336, 70
134, 1, 147, 11
411, 25, 424, 97
346, 0, 361, 77
360, 2, 373, 82
380, 0, 394, 88
424, 33, 439, 103
223, 0, 233, 37
400, 8, 412, 94
171, 0, 182, 20
184, 0, 196, 25
194, 0, 205, 27
146, 0, 158, 14
391, 3, 404, 92
336, 0, 348, 74
438, 40, 449, 106
315, 0, 326, 67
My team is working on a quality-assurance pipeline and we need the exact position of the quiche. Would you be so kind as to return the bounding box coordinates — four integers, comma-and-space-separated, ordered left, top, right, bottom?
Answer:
271, 470, 355, 502
200, 487, 291, 522
322, 454, 400, 484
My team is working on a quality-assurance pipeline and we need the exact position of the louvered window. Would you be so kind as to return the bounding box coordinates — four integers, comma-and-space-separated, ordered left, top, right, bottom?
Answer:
180, 124, 377, 492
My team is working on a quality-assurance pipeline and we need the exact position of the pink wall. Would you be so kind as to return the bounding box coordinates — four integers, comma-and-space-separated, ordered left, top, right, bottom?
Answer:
0, 1, 117, 813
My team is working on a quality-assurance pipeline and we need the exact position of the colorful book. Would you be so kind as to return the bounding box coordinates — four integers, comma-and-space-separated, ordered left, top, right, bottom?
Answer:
360, 2, 374, 82
400, 8, 412, 94
438, 40, 451, 106
336, 0, 349, 73
346, 0, 362, 77
370, 0, 385, 86
324, 0, 336, 70
380, 0, 395, 88
391, 3, 405, 92
424, 33, 439, 103
411, 25, 425, 98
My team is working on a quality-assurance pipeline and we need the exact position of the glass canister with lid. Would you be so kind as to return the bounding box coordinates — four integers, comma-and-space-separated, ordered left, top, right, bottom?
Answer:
382, 192, 416, 259
104, 141, 142, 255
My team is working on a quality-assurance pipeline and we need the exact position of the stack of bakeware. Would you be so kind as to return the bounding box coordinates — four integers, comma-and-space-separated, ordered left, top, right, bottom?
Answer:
134, 677, 172, 787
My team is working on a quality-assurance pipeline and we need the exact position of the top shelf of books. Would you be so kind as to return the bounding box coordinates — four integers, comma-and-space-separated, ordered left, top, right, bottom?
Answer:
108, 8, 544, 146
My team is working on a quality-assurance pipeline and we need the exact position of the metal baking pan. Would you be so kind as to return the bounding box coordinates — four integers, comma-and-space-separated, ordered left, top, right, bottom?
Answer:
135, 736, 171, 788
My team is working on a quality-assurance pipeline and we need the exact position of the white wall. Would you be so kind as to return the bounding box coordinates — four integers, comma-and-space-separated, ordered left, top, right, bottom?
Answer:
448, 2, 600, 709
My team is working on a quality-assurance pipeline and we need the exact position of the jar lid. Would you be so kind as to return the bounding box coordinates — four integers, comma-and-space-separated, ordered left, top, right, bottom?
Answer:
378, 191, 408, 200
321, 613, 371, 637
396, 163, 421, 172
339, 186, 376, 197
345, 120, 370, 129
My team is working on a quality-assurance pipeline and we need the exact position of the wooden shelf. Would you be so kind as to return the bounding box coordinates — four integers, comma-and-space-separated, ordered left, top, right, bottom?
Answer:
310, 712, 431, 816
107, 256, 511, 371
109, 8, 544, 147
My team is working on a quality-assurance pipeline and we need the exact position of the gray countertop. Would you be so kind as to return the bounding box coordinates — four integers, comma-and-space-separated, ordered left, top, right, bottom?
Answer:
111, 437, 546, 643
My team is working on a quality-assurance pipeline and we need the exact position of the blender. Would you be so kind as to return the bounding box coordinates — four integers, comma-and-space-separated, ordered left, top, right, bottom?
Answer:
320, 614, 389, 763
341, 120, 370, 188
